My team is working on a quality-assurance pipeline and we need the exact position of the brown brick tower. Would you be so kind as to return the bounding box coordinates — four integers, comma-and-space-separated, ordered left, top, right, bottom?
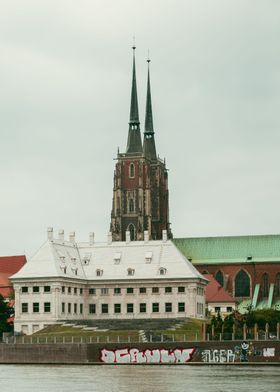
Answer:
110, 48, 172, 241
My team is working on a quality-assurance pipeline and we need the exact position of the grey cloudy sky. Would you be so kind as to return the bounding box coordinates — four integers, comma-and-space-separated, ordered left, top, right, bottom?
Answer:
0, 0, 280, 257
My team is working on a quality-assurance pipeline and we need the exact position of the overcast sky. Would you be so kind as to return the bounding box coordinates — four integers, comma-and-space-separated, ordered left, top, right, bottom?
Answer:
0, 0, 280, 257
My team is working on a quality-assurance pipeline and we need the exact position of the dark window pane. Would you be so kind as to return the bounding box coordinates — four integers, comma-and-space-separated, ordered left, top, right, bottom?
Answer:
89, 304, 96, 314
165, 302, 172, 312
152, 303, 159, 312
33, 302, 39, 313
234, 270, 250, 297
127, 303, 134, 313
140, 303, 146, 313
102, 304, 108, 314
44, 302, 51, 313
215, 271, 224, 287
114, 304, 121, 313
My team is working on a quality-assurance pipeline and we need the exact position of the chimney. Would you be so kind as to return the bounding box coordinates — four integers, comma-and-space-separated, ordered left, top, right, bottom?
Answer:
47, 227, 53, 241
144, 230, 149, 243
162, 230, 167, 243
126, 231, 130, 244
89, 232, 95, 246
58, 229, 64, 242
107, 232, 112, 245
69, 231, 75, 243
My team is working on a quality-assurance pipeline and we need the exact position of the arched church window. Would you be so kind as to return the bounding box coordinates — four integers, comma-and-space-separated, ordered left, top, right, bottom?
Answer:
129, 199, 134, 213
128, 224, 136, 241
276, 273, 280, 297
234, 269, 250, 297
129, 163, 135, 178
215, 270, 224, 287
263, 273, 269, 297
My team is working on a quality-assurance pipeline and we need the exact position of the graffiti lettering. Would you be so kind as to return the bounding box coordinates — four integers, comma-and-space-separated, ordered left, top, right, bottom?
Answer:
263, 348, 275, 357
100, 348, 195, 364
201, 349, 235, 363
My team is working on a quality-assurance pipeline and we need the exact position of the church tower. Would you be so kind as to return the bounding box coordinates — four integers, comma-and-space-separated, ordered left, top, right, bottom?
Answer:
110, 47, 172, 241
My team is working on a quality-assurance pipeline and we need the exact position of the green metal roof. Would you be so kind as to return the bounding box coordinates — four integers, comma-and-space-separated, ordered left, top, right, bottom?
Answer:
173, 234, 280, 265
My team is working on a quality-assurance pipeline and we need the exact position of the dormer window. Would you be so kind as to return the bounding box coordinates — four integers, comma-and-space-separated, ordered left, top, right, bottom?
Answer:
60, 265, 67, 274
83, 253, 92, 265
129, 163, 135, 178
145, 251, 153, 263
127, 268, 135, 276
114, 252, 121, 264
71, 267, 78, 275
96, 269, 103, 277
71, 257, 76, 264
159, 267, 167, 275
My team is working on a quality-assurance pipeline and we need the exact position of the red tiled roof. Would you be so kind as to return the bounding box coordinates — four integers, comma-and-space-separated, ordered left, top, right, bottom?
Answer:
204, 274, 236, 303
0, 255, 26, 275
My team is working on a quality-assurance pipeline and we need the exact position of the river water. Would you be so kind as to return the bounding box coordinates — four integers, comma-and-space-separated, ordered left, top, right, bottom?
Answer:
0, 365, 279, 392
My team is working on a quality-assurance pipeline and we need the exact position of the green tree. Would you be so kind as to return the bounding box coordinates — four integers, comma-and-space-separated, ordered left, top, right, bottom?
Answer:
0, 294, 13, 336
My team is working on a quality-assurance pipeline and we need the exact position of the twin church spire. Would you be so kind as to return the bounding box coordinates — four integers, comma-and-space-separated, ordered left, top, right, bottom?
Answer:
126, 47, 157, 160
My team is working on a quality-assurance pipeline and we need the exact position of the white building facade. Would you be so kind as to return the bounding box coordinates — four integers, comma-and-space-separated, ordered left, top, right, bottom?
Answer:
11, 228, 207, 335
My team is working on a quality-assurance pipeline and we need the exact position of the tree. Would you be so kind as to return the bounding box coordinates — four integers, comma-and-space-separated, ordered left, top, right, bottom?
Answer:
0, 294, 13, 336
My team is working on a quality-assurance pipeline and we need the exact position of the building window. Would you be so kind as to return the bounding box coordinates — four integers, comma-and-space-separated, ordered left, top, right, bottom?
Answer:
165, 303, 172, 312
263, 273, 269, 298
74, 288, 77, 295
74, 303, 77, 314
139, 303, 146, 313
33, 303, 39, 313
234, 270, 250, 297
68, 303, 71, 314
127, 287, 134, 294
89, 288, 96, 295
62, 302, 65, 313
102, 304, 109, 314
114, 304, 121, 314
114, 288, 121, 295
226, 306, 232, 313
178, 287, 185, 293
129, 199, 134, 213
129, 163, 135, 178
80, 288, 83, 295
127, 268, 135, 276
139, 287, 146, 294
128, 224, 136, 241
96, 269, 103, 277
215, 270, 224, 287
159, 268, 167, 275
89, 304, 96, 314
44, 302, 51, 313
127, 303, 134, 313
276, 273, 280, 297
214, 306, 221, 313
101, 288, 109, 295
21, 303, 28, 313
68, 287, 71, 294
80, 304, 83, 314
21, 287, 28, 293
197, 303, 204, 314
165, 287, 172, 293
178, 302, 185, 312
152, 287, 159, 294
62, 286, 65, 293
44, 286, 51, 293
33, 286, 39, 293
152, 303, 159, 313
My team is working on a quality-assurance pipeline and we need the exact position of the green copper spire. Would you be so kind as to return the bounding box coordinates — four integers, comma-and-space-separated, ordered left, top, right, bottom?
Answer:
143, 58, 157, 160
126, 46, 142, 154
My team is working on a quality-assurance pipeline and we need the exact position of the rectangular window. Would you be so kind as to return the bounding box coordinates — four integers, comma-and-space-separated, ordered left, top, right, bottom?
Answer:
114, 304, 121, 314
101, 288, 109, 295
152, 303, 159, 313
89, 288, 96, 295
21, 287, 28, 293
139, 303, 146, 313
152, 287, 159, 294
74, 303, 77, 314
102, 304, 109, 314
226, 306, 232, 313
178, 302, 185, 312
114, 288, 121, 295
44, 302, 51, 313
165, 302, 172, 312
33, 302, 39, 313
74, 288, 77, 295
80, 288, 83, 295
178, 287, 185, 293
215, 306, 221, 313
127, 303, 134, 313
33, 286, 39, 293
165, 287, 172, 293
62, 302, 65, 313
139, 287, 146, 294
62, 286, 65, 293
68, 303, 71, 314
89, 304, 96, 314
127, 287, 134, 294
44, 286, 51, 293
21, 303, 28, 313
80, 304, 83, 314
68, 287, 71, 294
